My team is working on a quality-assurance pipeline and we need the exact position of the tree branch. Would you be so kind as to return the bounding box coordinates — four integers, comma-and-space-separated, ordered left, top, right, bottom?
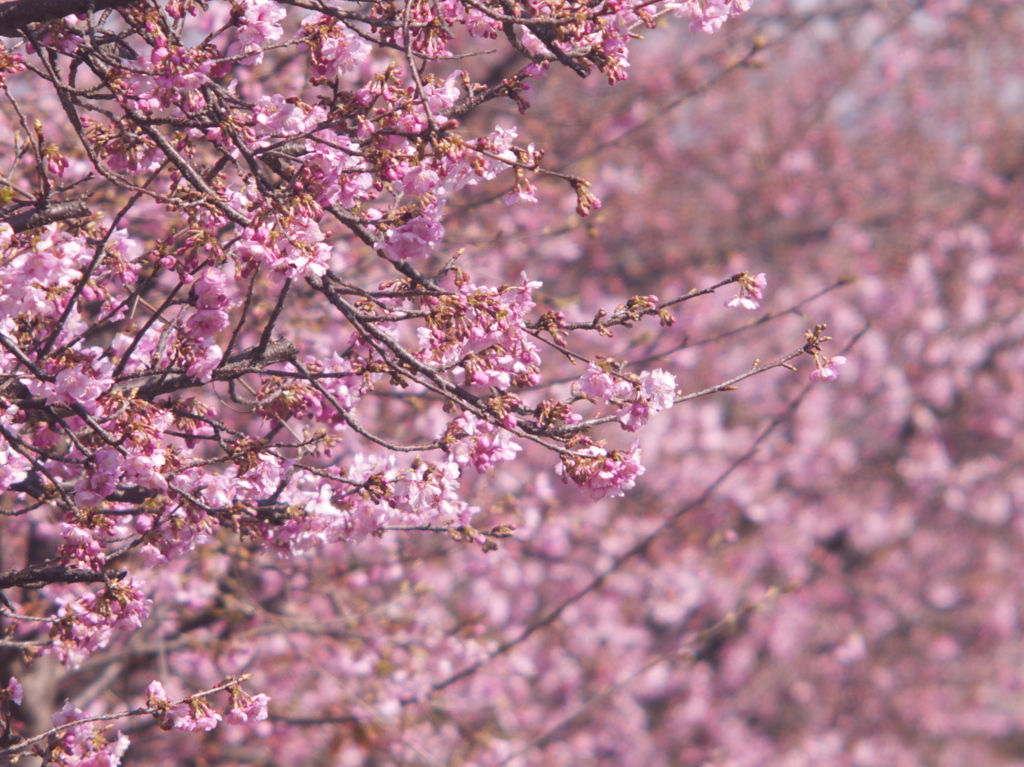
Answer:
0, 564, 125, 590
8, 340, 299, 423
2, 199, 90, 233
0, 0, 139, 37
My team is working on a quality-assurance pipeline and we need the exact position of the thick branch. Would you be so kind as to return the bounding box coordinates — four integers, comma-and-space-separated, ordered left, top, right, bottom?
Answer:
3, 199, 90, 233
131, 339, 299, 399
0, 0, 138, 37
9, 340, 299, 420
0, 564, 125, 590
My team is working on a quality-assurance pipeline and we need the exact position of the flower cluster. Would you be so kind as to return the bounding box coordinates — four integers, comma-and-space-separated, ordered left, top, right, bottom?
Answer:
146, 681, 222, 732
47, 702, 130, 767
51, 579, 152, 666
379, 213, 446, 262
668, 0, 752, 35
146, 679, 269, 733
0, 0, 800, 760
415, 274, 545, 392
229, 0, 287, 65
556, 437, 647, 500
725, 271, 768, 310
121, 44, 216, 115
578, 363, 678, 431
804, 324, 848, 383
445, 412, 523, 473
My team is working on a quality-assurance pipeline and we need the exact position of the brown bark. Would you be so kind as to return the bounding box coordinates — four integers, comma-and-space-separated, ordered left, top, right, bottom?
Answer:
0, 0, 138, 37
3, 200, 90, 233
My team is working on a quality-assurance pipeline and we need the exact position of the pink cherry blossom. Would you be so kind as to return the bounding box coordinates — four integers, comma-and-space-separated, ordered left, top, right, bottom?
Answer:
230, 0, 286, 64
4, 677, 22, 706
811, 355, 848, 382
379, 214, 446, 261
725, 271, 768, 310
17, 0, 1022, 765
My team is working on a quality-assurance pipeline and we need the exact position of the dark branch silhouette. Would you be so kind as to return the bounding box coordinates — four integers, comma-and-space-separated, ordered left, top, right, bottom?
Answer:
0, 0, 139, 37
3, 200, 90, 233
0, 564, 125, 590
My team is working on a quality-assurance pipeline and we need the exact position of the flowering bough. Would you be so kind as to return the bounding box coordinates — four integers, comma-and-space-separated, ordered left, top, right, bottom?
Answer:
0, 676, 264, 764
804, 324, 847, 383
0, 0, 849, 759
725, 271, 767, 310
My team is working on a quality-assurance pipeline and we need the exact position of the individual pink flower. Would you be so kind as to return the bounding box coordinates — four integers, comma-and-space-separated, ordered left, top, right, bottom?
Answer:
379, 215, 445, 261
226, 689, 271, 725
146, 680, 171, 707
811, 355, 847, 382
401, 166, 441, 196
425, 70, 464, 112
447, 413, 522, 473
170, 699, 222, 732
305, 16, 372, 80
5, 676, 22, 706
184, 342, 224, 383
54, 365, 100, 403
51, 699, 89, 728
38, 353, 114, 413
73, 446, 124, 508
229, 0, 286, 64
184, 308, 230, 340
617, 399, 653, 432
502, 181, 539, 206
465, 8, 501, 38
556, 439, 646, 500
640, 369, 677, 411
669, 0, 751, 35
725, 271, 767, 310
617, 371, 672, 426
193, 267, 232, 310
577, 363, 632, 403
148, 682, 222, 732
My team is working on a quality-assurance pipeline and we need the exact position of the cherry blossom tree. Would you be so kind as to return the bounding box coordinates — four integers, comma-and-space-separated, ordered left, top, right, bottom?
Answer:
487, 2, 1024, 764
2, 0, 1021, 764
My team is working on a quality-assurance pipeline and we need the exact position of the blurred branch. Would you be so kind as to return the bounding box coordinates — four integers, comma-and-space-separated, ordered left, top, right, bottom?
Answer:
0, 564, 125, 590
0, 0, 138, 37
428, 326, 870, 696
6, 340, 300, 421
